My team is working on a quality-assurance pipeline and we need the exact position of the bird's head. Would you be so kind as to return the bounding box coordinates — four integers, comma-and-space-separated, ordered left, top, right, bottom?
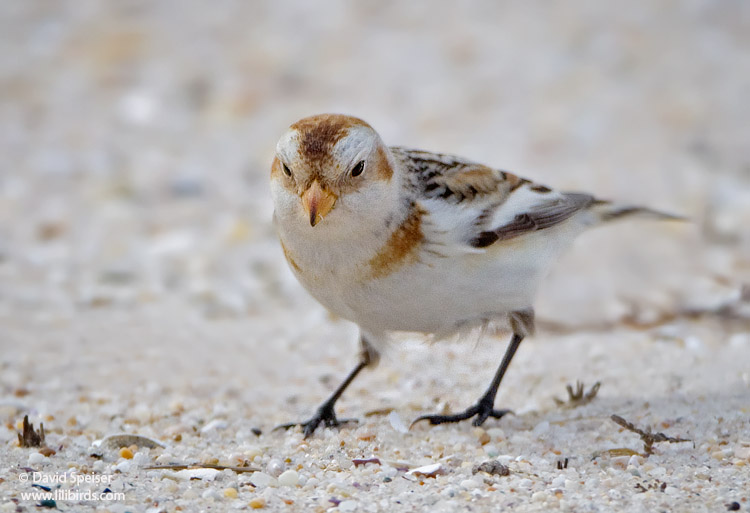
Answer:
271, 114, 399, 237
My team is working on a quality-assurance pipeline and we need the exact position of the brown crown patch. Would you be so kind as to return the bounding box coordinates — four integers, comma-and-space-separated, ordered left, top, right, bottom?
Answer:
291, 114, 369, 165
367, 205, 425, 279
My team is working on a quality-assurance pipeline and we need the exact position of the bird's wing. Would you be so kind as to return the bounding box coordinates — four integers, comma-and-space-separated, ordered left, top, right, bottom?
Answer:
392, 147, 596, 249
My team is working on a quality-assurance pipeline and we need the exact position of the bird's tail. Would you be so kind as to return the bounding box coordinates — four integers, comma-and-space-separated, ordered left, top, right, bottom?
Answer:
589, 199, 687, 224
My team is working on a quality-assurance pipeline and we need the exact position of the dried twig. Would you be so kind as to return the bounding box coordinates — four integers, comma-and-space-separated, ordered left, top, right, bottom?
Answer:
17, 415, 45, 448
352, 458, 381, 467
554, 381, 601, 408
611, 415, 691, 455
144, 463, 260, 473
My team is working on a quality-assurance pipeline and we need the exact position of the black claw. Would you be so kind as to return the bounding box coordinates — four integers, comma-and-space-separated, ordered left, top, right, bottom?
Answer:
411, 401, 512, 429
274, 403, 358, 438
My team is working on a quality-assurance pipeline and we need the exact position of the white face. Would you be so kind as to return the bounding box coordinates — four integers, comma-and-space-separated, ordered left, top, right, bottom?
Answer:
270, 114, 400, 240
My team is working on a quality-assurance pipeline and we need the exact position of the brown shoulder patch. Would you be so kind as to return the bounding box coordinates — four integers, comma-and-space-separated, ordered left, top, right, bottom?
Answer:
506, 172, 530, 192
441, 165, 498, 195
367, 206, 424, 279
291, 114, 369, 164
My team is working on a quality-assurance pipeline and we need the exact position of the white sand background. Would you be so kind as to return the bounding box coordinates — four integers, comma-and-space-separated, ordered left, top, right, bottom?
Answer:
1, 1, 749, 511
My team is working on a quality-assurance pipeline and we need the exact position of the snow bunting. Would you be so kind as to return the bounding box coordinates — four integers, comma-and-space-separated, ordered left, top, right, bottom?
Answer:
271, 113, 681, 437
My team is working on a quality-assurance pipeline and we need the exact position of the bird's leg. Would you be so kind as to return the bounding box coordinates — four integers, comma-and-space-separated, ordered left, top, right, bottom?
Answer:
275, 335, 377, 438
411, 309, 533, 428
411, 333, 523, 427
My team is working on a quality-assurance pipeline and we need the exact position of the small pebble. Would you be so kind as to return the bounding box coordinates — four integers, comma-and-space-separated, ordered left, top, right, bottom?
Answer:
114, 460, 132, 473
734, 446, 750, 460
338, 500, 357, 512
223, 488, 238, 499
278, 469, 298, 487
119, 448, 134, 460
28, 453, 46, 464
99, 433, 165, 450
249, 497, 266, 509
250, 471, 277, 488
472, 460, 510, 476
388, 411, 408, 433
200, 419, 228, 434
38, 447, 55, 457
407, 463, 445, 478
202, 488, 219, 499
175, 468, 220, 481
550, 475, 565, 488
266, 458, 284, 477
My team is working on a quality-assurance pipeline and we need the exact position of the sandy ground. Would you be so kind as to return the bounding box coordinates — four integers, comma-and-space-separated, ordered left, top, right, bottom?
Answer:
1, 1, 749, 512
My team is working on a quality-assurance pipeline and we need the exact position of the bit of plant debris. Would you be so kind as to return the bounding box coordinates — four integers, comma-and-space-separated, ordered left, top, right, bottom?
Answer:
352, 457, 381, 467
17, 415, 45, 448
554, 381, 601, 408
144, 463, 260, 473
472, 460, 510, 476
364, 407, 395, 417
611, 415, 692, 455
557, 458, 569, 470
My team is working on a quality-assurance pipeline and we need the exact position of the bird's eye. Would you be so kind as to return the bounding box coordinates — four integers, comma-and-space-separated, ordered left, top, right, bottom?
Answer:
351, 160, 365, 177
282, 163, 292, 177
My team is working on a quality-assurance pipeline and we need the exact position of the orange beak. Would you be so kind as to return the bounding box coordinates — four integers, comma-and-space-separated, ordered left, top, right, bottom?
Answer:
301, 180, 337, 227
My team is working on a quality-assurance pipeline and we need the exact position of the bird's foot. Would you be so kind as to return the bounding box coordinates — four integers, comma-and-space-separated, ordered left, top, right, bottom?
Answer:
410, 397, 512, 429
274, 402, 358, 438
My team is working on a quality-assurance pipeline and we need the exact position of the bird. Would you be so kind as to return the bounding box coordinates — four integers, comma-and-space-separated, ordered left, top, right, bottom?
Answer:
270, 113, 682, 438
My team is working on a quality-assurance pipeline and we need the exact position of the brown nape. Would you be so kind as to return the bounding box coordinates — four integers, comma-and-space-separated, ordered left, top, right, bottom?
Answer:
367, 205, 425, 279
374, 146, 394, 181
291, 114, 370, 166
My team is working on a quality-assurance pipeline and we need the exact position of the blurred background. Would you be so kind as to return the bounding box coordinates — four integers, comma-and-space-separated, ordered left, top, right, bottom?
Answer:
1, 6, 749, 508
1, 0, 748, 336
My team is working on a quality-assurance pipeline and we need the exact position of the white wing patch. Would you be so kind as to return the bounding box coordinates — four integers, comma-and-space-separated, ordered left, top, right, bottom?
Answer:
394, 147, 597, 251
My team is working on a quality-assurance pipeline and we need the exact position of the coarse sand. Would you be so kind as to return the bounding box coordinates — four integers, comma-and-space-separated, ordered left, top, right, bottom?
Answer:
1, 2, 749, 512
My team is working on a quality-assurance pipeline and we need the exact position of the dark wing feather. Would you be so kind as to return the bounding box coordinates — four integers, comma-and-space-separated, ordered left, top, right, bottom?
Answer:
470, 193, 595, 248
